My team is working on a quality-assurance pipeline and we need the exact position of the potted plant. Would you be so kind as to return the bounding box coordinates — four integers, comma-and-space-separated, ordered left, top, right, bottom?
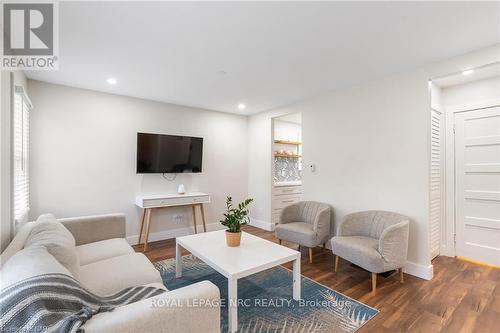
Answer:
220, 196, 254, 247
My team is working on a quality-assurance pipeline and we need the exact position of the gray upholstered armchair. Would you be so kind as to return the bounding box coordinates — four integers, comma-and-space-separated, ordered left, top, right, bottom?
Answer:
275, 201, 331, 263
331, 210, 410, 293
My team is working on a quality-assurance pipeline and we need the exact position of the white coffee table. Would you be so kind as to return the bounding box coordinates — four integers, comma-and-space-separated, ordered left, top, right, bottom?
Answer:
176, 230, 301, 333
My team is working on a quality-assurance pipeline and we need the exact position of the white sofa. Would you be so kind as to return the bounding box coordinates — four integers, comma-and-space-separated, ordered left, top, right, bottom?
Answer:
0, 213, 221, 333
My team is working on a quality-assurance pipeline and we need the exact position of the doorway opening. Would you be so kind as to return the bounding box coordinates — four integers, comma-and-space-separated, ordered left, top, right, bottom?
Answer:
429, 62, 500, 266
271, 113, 302, 228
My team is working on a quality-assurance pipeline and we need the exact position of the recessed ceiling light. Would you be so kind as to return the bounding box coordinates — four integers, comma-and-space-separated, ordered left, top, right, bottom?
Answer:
107, 78, 117, 85
461, 69, 474, 76
238, 103, 246, 110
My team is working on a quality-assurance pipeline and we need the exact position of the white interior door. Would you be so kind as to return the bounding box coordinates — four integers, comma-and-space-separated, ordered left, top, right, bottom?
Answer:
455, 106, 500, 266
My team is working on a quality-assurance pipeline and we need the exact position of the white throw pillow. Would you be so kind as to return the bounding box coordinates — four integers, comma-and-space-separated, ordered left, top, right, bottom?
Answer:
24, 214, 80, 277
0, 245, 72, 289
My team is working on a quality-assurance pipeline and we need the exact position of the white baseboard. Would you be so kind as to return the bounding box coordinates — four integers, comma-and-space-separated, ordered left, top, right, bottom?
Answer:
404, 260, 433, 280
249, 218, 275, 231
126, 222, 224, 245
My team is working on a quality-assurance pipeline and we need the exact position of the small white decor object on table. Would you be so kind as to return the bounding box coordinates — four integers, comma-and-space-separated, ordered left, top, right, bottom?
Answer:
175, 230, 301, 333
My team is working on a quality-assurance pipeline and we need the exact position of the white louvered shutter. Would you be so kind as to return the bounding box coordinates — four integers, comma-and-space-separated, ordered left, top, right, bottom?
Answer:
429, 108, 443, 259
13, 92, 30, 223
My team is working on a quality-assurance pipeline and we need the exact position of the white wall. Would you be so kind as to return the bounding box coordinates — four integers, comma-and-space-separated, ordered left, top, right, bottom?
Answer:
274, 119, 301, 143
301, 74, 431, 275
275, 112, 302, 124
442, 76, 500, 108
28, 81, 248, 243
247, 44, 500, 279
430, 82, 443, 112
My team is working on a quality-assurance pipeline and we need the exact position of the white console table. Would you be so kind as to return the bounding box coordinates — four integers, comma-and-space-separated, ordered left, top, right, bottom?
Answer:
135, 192, 210, 251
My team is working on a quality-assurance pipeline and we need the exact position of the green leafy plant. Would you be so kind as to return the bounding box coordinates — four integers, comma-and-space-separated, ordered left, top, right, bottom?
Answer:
220, 196, 254, 233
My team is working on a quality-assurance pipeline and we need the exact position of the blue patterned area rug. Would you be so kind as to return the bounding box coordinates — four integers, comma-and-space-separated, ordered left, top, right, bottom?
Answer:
155, 255, 378, 333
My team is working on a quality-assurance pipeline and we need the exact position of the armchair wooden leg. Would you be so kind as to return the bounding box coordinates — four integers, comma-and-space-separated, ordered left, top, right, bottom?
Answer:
334, 255, 339, 272
322, 243, 326, 252
308, 248, 313, 264
398, 268, 404, 283
278, 239, 282, 245
371, 272, 377, 294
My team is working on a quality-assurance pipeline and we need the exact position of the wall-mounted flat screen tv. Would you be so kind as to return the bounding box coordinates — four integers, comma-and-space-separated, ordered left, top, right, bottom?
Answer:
136, 132, 203, 173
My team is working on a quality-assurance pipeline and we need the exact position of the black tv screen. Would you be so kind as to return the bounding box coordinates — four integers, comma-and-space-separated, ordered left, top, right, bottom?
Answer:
136, 133, 203, 173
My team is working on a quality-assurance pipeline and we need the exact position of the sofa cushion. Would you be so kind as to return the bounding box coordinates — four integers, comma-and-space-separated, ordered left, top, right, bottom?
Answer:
76, 238, 134, 265
78, 253, 163, 296
331, 236, 386, 273
1, 245, 72, 289
25, 214, 80, 277
275, 222, 318, 248
0, 221, 37, 267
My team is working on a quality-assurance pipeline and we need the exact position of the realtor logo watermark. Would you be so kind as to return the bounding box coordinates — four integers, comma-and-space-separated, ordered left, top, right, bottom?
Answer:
1, 1, 58, 70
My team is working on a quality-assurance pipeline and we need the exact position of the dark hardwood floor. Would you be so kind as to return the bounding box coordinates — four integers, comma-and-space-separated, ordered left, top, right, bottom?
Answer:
133, 225, 500, 333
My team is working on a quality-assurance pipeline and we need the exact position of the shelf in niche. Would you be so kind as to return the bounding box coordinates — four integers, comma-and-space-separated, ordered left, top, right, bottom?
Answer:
274, 140, 302, 145
274, 153, 302, 158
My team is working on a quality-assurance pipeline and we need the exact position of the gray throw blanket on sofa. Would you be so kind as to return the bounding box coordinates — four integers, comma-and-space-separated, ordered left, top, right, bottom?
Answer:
0, 273, 165, 333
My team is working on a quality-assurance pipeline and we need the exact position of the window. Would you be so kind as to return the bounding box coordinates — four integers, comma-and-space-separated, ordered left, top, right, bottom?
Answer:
13, 89, 31, 222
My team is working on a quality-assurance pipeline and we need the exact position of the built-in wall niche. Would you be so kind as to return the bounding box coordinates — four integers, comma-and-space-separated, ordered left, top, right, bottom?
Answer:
273, 114, 302, 183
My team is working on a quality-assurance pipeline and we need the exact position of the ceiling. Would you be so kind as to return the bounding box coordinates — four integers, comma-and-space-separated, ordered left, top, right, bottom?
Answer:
26, 1, 500, 115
